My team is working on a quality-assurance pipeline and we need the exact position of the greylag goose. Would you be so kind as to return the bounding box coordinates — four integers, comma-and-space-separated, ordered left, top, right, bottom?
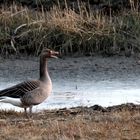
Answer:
0, 49, 59, 115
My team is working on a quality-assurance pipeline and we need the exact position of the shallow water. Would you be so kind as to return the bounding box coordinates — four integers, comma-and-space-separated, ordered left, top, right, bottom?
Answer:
0, 56, 140, 112
0, 79, 140, 112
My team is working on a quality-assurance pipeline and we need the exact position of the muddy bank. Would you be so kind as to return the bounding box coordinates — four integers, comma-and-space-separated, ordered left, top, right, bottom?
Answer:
0, 55, 140, 83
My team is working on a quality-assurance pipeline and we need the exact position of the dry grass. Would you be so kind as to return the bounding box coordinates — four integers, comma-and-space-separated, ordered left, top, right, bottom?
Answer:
0, 104, 140, 140
0, 1, 140, 56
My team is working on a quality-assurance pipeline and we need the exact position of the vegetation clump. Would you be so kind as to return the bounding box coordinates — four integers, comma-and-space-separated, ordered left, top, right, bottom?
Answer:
0, 0, 140, 56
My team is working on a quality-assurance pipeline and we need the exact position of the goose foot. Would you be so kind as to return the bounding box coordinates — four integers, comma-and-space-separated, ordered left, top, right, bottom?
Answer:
24, 107, 33, 118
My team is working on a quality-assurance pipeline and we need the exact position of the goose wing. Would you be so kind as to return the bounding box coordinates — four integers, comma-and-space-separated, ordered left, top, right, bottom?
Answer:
0, 80, 40, 98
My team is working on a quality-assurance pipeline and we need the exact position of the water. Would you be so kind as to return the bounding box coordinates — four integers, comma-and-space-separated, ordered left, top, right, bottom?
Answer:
0, 79, 140, 112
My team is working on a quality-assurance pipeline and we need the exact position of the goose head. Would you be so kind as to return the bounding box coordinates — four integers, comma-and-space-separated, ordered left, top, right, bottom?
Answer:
41, 49, 59, 59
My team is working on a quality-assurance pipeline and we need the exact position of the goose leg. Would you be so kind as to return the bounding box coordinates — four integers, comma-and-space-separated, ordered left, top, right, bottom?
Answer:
24, 107, 32, 118
24, 107, 29, 118
29, 106, 33, 114
24, 107, 27, 115
25, 106, 33, 118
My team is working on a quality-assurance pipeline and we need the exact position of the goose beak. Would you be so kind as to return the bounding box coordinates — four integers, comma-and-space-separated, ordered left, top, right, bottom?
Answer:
51, 51, 59, 58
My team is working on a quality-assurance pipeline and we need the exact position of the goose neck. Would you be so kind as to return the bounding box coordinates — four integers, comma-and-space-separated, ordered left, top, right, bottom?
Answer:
39, 57, 51, 82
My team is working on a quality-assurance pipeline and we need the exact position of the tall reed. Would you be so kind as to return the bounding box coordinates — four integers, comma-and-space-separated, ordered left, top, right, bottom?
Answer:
0, 1, 140, 56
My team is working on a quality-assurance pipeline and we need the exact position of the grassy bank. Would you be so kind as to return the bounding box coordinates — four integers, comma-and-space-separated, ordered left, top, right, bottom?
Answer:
0, 104, 140, 139
0, 1, 140, 56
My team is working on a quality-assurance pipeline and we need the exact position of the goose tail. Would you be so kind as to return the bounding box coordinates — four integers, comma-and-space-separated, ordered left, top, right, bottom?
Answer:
0, 96, 22, 107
